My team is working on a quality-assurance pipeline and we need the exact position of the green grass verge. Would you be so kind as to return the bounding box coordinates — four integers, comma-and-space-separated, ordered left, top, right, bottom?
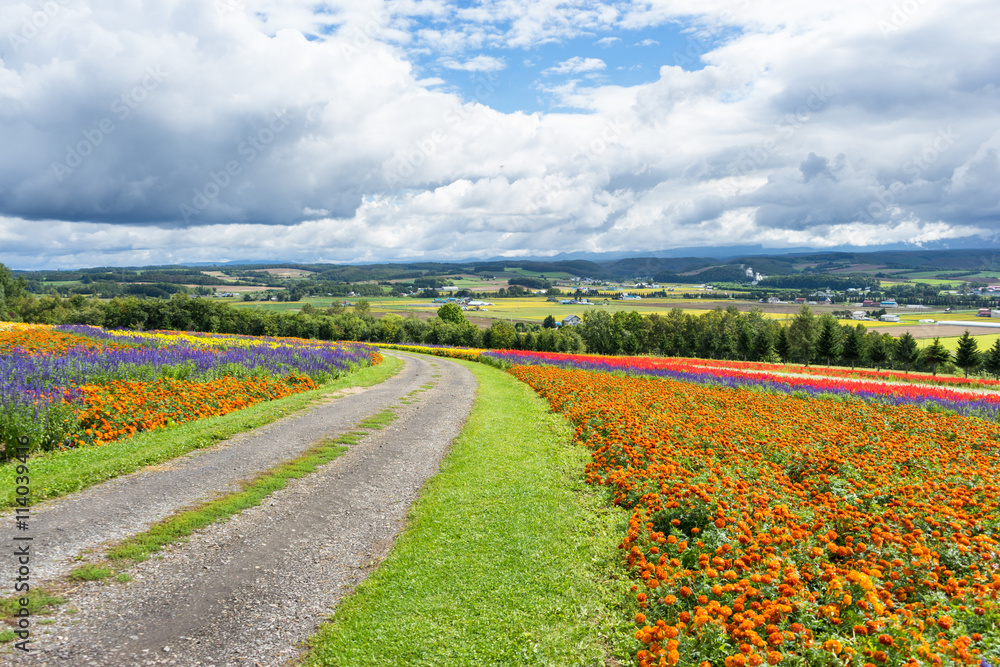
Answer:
0, 356, 401, 509
300, 359, 638, 667
68, 564, 113, 581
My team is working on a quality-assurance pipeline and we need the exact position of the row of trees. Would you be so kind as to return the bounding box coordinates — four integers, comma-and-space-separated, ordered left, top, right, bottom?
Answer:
4, 284, 997, 377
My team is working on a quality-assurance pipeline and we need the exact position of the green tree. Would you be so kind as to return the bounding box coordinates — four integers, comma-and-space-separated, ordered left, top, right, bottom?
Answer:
775, 327, 791, 362
815, 314, 842, 366
751, 327, 777, 362
921, 337, 952, 376
580, 309, 621, 355
542, 314, 557, 329
736, 321, 753, 361
0, 263, 28, 320
983, 339, 1000, 379
485, 319, 516, 349
954, 330, 981, 378
840, 324, 865, 370
379, 313, 404, 343
436, 302, 465, 325
893, 332, 920, 373
614, 310, 647, 355
866, 332, 890, 371
353, 299, 371, 318
787, 305, 818, 365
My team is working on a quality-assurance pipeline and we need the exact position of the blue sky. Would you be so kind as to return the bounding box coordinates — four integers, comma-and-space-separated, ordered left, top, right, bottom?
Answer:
415, 24, 725, 113
0, 0, 998, 269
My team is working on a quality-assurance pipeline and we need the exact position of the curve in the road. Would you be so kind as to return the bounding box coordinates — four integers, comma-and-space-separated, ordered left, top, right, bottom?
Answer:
15, 352, 477, 666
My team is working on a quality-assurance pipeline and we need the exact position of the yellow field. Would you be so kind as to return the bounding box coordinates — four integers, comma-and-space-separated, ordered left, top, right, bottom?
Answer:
918, 332, 1000, 352
366, 297, 809, 323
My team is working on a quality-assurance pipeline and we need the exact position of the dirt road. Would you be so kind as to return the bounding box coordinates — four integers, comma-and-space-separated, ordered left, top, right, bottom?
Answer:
9, 352, 477, 666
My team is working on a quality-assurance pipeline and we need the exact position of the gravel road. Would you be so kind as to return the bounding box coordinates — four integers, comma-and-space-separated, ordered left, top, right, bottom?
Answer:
5, 352, 431, 583
5, 352, 477, 666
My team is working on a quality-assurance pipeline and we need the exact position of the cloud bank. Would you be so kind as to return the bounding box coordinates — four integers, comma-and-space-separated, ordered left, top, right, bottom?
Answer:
1, 0, 998, 268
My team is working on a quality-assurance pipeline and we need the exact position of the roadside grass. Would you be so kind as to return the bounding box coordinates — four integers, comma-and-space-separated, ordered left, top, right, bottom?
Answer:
67, 564, 113, 582
0, 356, 400, 509
0, 590, 65, 618
0, 588, 67, 637
300, 359, 638, 667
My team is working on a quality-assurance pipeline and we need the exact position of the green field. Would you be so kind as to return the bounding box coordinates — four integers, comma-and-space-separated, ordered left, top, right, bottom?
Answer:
230, 296, 336, 311
502, 267, 578, 279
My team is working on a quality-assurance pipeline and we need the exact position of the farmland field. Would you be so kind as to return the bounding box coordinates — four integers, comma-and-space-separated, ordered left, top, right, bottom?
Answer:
0, 322, 381, 457
235, 294, 862, 324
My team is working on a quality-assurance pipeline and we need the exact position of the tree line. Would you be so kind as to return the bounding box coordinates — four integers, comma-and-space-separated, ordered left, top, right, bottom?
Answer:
4, 278, 1000, 378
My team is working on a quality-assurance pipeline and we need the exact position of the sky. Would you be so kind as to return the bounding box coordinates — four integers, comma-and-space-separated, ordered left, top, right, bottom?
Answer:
1, 0, 999, 270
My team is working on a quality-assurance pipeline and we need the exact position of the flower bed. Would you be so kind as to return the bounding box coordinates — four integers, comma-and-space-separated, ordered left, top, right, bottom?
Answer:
0, 324, 380, 457
511, 363, 1000, 667
484, 350, 1000, 420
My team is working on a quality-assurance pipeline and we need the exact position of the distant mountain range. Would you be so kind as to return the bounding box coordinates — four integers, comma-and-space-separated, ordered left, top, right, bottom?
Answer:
171, 236, 1000, 269
14, 237, 1000, 281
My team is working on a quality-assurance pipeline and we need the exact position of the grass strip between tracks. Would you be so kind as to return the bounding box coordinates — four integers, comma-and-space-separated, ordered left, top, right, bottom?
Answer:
300, 358, 639, 667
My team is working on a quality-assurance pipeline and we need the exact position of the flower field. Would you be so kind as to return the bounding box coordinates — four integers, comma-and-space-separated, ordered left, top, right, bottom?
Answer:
374, 342, 485, 362
0, 323, 380, 457
512, 363, 999, 666
483, 350, 1000, 420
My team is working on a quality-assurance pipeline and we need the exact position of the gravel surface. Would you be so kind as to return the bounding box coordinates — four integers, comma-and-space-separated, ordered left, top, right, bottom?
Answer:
2, 353, 433, 583
5, 352, 477, 666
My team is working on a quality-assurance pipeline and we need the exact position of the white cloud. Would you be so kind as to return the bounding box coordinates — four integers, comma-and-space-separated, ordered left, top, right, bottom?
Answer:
543, 56, 607, 75
438, 54, 507, 72
2, 0, 1000, 269
595, 36, 621, 47
635, 38, 659, 46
